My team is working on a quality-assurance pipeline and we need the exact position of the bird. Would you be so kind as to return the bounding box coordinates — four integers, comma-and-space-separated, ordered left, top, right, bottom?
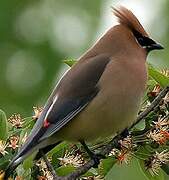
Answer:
4, 6, 163, 179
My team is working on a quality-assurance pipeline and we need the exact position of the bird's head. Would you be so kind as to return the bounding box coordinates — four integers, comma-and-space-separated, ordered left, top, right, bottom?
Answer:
113, 6, 164, 53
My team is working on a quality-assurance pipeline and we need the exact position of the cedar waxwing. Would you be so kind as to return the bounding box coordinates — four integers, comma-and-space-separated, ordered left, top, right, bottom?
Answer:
4, 6, 163, 178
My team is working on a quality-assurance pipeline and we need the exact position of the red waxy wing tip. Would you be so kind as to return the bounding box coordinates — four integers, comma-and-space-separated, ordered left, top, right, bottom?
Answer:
43, 119, 50, 128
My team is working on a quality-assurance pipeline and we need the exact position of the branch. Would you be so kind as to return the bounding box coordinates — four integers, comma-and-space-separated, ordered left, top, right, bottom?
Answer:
131, 86, 169, 128
47, 86, 169, 180
64, 137, 121, 180
41, 150, 60, 179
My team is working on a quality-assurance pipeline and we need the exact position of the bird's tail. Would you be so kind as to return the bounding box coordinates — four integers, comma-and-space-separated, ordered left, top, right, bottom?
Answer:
4, 140, 61, 180
4, 158, 21, 180
4, 143, 39, 180
4, 106, 52, 179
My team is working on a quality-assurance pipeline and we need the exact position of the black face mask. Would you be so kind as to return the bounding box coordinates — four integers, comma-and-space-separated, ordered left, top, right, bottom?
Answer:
134, 31, 164, 52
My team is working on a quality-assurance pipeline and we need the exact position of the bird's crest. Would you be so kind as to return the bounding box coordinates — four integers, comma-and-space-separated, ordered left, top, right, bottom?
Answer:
112, 6, 149, 37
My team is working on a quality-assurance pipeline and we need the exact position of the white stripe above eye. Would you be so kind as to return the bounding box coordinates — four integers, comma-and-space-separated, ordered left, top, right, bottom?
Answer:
44, 95, 58, 121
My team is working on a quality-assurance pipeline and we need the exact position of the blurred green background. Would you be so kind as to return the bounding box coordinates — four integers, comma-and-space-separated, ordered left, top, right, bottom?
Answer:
0, 0, 168, 179
0, 0, 168, 117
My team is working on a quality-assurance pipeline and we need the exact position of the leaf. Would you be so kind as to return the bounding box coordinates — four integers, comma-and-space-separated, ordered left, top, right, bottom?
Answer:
22, 117, 35, 129
48, 142, 68, 155
48, 142, 70, 168
23, 151, 37, 170
0, 109, 8, 140
133, 119, 145, 131
88, 168, 98, 175
134, 145, 153, 160
0, 154, 12, 170
81, 168, 99, 178
148, 64, 169, 88
16, 164, 32, 180
63, 59, 77, 67
56, 165, 75, 176
161, 164, 169, 175
18, 117, 37, 171
139, 160, 165, 180
105, 158, 147, 180
19, 118, 35, 146
0, 158, 9, 170
99, 157, 117, 176
85, 168, 98, 176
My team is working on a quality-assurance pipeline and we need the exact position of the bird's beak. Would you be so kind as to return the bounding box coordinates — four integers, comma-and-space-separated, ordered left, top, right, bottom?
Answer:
149, 43, 164, 51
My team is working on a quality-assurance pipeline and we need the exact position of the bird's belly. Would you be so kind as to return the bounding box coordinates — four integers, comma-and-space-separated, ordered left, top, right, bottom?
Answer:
56, 90, 142, 142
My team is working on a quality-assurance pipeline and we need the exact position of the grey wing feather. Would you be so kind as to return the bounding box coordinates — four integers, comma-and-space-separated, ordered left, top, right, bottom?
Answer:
39, 90, 98, 141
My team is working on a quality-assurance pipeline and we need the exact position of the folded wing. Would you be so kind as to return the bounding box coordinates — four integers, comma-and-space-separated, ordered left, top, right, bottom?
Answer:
12, 54, 111, 163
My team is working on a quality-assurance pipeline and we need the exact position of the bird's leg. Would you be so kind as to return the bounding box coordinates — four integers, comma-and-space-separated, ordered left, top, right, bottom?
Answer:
80, 140, 105, 168
113, 129, 130, 149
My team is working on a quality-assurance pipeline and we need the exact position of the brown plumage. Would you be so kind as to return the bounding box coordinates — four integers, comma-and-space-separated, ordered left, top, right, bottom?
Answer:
5, 6, 163, 179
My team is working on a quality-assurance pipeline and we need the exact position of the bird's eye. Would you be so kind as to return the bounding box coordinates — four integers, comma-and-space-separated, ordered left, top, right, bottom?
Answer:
137, 37, 145, 46
133, 31, 157, 49
136, 35, 156, 49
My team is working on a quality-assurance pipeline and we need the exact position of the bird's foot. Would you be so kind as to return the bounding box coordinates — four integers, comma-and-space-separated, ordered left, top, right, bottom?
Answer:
80, 140, 105, 168
91, 153, 106, 168
121, 128, 130, 138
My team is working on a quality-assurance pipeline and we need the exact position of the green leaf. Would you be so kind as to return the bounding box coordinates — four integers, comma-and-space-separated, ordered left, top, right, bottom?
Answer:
63, 59, 77, 67
23, 151, 37, 170
105, 158, 147, 180
48, 142, 70, 168
0, 154, 13, 170
16, 164, 32, 180
56, 165, 75, 176
148, 64, 169, 88
0, 109, 8, 140
18, 117, 37, 171
134, 145, 153, 160
22, 117, 35, 129
48, 142, 69, 156
19, 118, 35, 146
139, 160, 165, 180
83, 168, 99, 177
161, 164, 169, 175
99, 157, 117, 176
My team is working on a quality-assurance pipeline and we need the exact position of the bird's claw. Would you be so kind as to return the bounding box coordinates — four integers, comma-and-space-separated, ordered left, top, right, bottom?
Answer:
91, 153, 106, 168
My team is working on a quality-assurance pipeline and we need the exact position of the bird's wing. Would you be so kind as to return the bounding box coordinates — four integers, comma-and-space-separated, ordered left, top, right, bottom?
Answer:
18, 54, 111, 157
39, 91, 98, 141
